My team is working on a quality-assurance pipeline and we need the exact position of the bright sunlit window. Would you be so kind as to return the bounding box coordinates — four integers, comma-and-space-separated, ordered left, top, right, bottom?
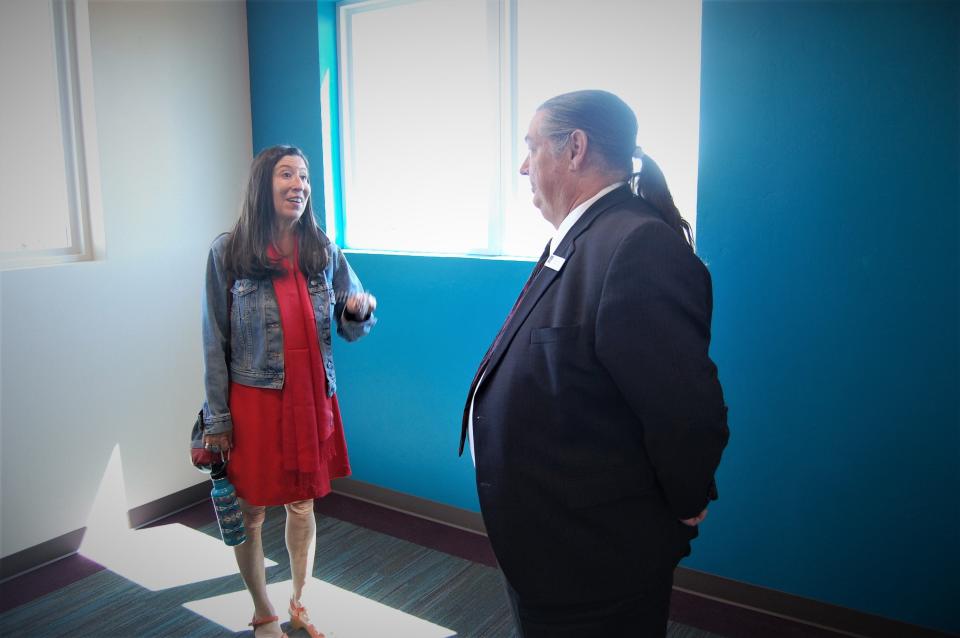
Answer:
338, 0, 701, 257
0, 0, 103, 271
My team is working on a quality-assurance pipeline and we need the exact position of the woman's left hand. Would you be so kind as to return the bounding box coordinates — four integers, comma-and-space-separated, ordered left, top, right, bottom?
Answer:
203, 432, 233, 453
346, 292, 377, 320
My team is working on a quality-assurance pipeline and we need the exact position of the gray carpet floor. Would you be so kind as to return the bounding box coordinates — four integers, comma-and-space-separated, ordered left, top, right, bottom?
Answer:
0, 509, 724, 637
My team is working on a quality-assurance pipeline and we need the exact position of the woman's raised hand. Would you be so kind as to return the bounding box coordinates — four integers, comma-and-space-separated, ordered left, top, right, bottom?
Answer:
345, 292, 377, 320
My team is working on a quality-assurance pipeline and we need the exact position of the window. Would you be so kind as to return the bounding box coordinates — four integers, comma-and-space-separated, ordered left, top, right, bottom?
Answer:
338, 0, 701, 258
0, 0, 103, 271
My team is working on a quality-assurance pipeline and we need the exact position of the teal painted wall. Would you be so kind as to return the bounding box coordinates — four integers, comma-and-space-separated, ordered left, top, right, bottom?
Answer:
246, 1, 959, 633
247, 0, 333, 227
329, 252, 528, 510
693, 2, 958, 633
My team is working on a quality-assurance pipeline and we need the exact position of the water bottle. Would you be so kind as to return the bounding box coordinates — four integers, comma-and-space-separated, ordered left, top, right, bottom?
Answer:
210, 456, 246, 546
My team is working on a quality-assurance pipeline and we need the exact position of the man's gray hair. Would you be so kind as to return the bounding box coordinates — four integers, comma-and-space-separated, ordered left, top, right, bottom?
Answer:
537, 90, 694, 248
538, 90, 638, 176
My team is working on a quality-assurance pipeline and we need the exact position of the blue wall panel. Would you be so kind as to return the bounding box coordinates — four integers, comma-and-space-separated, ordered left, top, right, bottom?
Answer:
693, 2, 958, 633
247, 0, 326, 222
332, 252, 531, 511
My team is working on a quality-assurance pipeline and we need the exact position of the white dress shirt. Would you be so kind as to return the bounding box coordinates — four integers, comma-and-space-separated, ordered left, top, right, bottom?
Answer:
468, 181, 626, 462
548, 182, 624, 256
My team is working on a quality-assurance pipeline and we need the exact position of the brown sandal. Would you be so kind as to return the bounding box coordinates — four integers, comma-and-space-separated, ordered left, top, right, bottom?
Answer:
289, 598, 326, 638
250, 615, 288, 638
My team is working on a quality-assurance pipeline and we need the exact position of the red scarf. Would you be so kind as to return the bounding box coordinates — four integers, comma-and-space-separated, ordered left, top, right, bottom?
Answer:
269, 244, 335, 478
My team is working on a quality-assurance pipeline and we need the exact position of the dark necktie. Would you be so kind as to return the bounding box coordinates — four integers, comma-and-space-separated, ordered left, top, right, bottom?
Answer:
459, 242, 551, 455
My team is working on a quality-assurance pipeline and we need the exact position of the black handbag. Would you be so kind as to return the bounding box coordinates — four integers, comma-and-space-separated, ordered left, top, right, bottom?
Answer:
189, 409, 218, 472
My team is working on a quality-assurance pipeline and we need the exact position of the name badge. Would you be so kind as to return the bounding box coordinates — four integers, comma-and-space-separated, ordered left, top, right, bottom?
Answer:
544, 254, 565, 271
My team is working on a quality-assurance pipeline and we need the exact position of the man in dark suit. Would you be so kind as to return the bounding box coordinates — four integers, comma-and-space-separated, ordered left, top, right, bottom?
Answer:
461, 90, 729, 637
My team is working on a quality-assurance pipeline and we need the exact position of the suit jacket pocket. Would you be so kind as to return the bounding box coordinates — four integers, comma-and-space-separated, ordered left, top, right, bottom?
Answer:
530, 325, 580, 344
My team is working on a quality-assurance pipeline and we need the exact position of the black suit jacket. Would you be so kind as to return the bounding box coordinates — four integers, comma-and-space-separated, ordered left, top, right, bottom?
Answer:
464, 186, 729, 606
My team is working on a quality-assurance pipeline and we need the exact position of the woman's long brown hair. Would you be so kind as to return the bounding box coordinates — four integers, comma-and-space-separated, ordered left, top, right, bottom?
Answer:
223, 145, 329, 280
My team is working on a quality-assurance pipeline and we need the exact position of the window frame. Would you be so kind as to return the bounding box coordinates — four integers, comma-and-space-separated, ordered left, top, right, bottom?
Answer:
0, 0, 104, 272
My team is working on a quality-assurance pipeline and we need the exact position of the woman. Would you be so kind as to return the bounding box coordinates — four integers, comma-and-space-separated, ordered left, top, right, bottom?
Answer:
201, 145, 376, 638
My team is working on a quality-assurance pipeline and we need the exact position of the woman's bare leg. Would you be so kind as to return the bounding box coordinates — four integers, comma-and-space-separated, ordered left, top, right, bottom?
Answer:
235, 499, 282, 637
284, 499, 316, 603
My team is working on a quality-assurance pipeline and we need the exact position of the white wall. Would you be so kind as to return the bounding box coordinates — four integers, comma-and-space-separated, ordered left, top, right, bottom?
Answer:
0, 0, 252, 558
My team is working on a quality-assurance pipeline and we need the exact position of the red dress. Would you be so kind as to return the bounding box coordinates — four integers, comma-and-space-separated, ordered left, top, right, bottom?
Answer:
227, 249, 351, 506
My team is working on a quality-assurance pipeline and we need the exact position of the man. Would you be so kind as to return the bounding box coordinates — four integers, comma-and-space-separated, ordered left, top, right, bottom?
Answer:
461, 90, 729, 637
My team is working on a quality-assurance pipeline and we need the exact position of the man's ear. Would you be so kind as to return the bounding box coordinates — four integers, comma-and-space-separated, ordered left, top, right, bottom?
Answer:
567, 129, 588, 171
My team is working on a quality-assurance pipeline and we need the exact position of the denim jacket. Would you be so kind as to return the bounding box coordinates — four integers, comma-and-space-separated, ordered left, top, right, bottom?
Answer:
201, 232, 376, 434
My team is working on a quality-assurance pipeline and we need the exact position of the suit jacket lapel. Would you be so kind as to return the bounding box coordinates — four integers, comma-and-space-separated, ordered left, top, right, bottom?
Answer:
482, 186, 634, 378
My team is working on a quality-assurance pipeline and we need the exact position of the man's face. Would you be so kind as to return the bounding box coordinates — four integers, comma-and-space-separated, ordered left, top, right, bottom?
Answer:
520, 110, 569, 227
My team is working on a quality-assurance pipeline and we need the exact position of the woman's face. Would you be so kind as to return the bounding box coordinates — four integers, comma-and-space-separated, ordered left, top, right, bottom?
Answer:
272, 154, 310, 224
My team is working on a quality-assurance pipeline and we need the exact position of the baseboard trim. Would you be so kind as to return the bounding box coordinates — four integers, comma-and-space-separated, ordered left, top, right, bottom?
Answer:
331, 477, 486, 535
126, 481, 210, 529
331, 478, 952, 638
672, 568, 950, 638
0, 481, 211, 582
0, 528, 87, 582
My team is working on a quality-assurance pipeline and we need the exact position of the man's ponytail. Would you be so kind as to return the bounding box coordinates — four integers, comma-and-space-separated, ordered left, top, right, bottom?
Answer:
630, 151, 694, 250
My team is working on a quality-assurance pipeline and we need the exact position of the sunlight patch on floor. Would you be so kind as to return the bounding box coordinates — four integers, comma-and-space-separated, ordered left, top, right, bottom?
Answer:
79, 444, 276, 591
183, 577, 456, 637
